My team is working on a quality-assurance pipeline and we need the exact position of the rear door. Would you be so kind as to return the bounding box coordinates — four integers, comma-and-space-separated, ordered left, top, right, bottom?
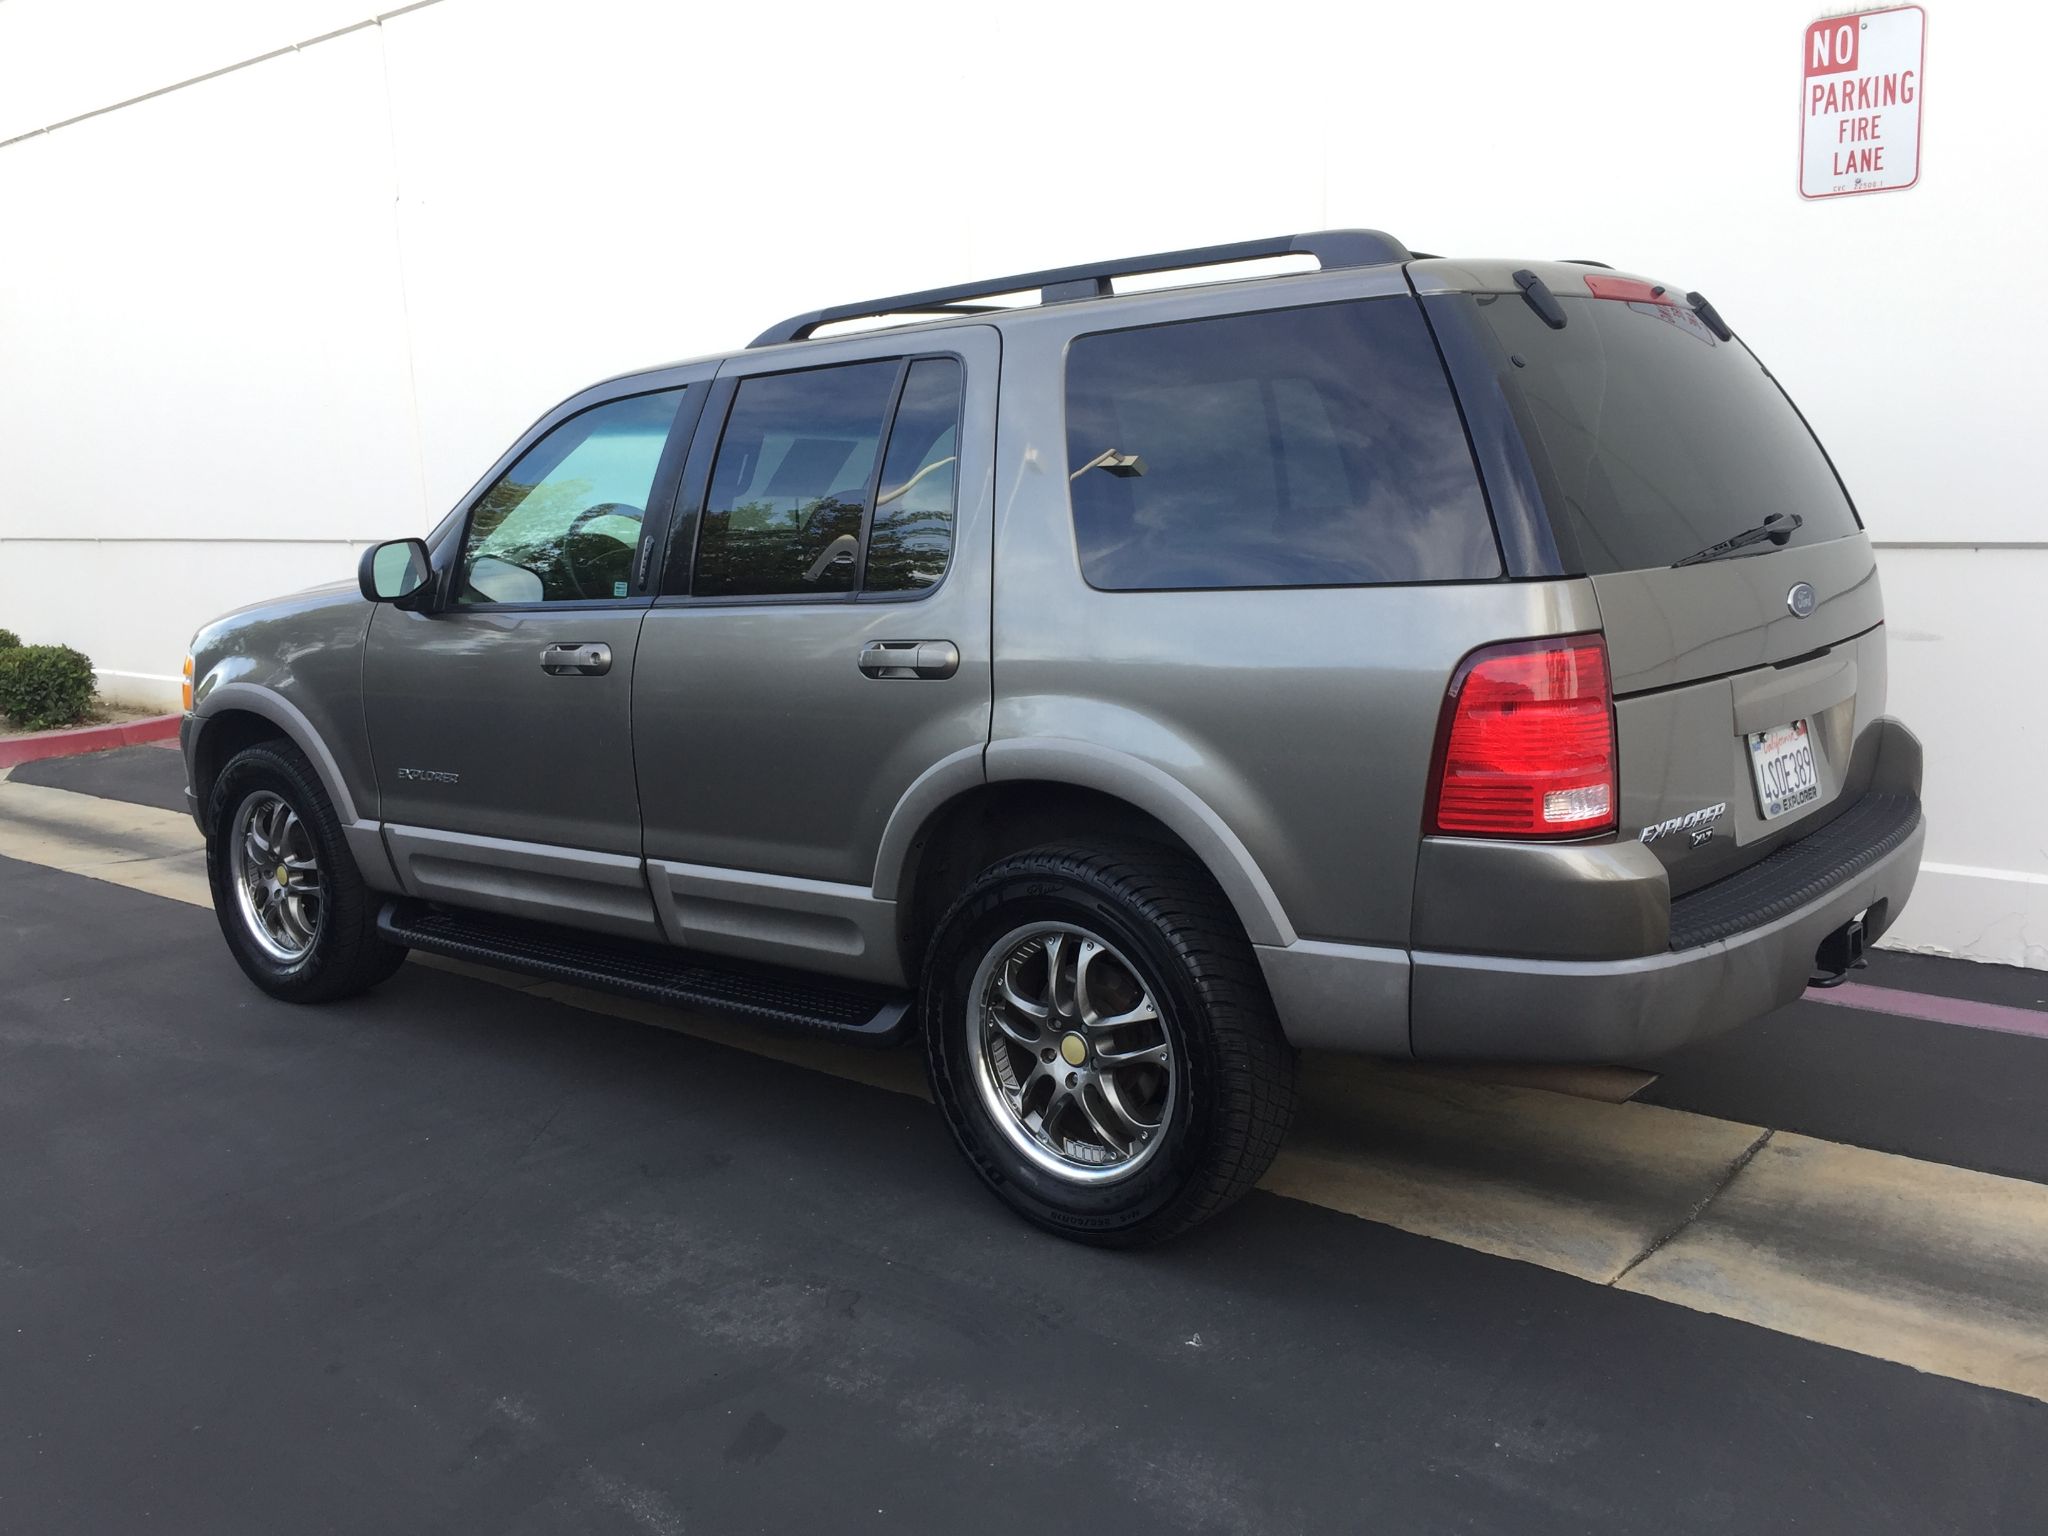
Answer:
1433, 269, 1884, 894
631, 326, 998, 981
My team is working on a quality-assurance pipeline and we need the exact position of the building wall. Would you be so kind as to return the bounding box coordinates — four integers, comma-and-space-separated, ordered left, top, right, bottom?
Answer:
2, 0, 2041, 966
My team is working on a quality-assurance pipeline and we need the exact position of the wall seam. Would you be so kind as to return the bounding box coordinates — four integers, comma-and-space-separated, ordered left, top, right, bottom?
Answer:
373, 20, 433, 524
0, 0, 449, 151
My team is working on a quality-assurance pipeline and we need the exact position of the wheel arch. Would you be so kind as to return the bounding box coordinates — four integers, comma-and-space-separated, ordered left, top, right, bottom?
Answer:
194, 684, 363, 826
192, 685, 400, 890
883, 741, 1298, 981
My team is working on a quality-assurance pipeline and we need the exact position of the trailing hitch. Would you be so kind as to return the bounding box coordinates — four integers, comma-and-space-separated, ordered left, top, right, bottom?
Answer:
1809, 911, 1871, 989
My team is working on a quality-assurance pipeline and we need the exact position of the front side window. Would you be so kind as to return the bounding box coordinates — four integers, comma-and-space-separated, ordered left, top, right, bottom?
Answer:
1064, 300, 1500, 591
457, 390, 684, 605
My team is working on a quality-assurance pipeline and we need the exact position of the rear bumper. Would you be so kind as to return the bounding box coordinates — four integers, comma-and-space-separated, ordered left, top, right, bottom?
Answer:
1256, 717, 1926, 1063
1404, 806, 1922, 1060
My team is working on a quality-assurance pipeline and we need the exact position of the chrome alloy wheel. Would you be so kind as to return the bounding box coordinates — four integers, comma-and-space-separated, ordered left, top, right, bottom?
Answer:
229, 790, 323, 964
969, 922, 1176, 1183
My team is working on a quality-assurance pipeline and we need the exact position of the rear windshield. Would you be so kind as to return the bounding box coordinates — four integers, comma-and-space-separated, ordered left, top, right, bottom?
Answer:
1469, 291, 1861, 573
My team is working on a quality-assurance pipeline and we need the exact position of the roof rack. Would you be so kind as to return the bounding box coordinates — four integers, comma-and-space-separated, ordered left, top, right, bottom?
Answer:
748, 229, 1413, 348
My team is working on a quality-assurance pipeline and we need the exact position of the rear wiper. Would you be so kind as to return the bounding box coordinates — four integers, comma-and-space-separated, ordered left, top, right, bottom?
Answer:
1671, 512, 1803, 568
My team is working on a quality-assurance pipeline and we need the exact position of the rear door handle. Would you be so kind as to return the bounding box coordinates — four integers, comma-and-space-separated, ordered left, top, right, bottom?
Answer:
859, 640, 959, 680
540, 642, 612, 676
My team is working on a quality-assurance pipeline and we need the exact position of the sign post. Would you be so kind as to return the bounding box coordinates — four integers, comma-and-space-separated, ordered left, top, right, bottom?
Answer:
1800, 6, 1925, 199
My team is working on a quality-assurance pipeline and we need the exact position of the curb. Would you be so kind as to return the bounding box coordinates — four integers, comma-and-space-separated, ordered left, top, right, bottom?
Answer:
0, 712, 182, 769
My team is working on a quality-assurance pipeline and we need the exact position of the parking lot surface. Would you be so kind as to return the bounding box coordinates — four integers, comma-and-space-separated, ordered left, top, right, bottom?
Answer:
4, 748, 2046, 1534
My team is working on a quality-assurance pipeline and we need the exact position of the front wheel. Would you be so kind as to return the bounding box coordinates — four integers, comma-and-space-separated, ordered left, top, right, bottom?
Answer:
205, 740, 406, 1003
922, 841, 1297, 1246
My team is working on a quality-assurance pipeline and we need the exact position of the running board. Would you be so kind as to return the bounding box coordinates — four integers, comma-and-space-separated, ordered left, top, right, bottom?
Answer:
378, 901, 915, 1045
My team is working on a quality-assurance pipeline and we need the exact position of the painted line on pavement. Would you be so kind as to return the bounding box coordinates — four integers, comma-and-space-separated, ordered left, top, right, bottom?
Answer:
8, 773, 2048, 1401
1805, 978, 2048, 1040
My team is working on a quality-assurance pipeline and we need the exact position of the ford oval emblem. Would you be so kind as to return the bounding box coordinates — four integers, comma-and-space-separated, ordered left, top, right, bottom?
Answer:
1787, 581, 1817, 618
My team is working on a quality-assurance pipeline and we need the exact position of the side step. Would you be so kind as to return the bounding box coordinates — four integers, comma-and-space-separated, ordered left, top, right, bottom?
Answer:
378, 901, 916, 1045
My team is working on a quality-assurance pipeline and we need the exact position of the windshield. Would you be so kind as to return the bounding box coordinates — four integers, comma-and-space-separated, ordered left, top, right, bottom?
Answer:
1467, 290, 1862, 573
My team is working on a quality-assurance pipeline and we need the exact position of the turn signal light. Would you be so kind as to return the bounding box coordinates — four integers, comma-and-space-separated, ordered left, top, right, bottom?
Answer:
1426, 636, 1617, 839
181, 653, 194, 713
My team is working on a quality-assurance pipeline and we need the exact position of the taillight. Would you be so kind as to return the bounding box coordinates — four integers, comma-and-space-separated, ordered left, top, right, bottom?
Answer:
1427, 636, 1617, 839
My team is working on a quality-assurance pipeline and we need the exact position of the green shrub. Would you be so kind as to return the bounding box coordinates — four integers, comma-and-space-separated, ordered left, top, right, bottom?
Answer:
0, 644, 97, 730
0, 628, 21, 651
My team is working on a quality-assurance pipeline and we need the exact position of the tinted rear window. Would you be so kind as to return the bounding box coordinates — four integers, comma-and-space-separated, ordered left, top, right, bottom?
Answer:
1064, 299, 1500, 590
1469, 292, 1861, 573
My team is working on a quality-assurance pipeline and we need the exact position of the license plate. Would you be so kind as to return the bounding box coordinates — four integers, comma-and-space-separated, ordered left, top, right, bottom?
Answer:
1748, 719, 1821, 820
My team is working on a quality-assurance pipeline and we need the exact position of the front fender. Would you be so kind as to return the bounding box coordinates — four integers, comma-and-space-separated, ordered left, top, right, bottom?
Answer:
196, 682, 364, 824
192, 681, 398, 891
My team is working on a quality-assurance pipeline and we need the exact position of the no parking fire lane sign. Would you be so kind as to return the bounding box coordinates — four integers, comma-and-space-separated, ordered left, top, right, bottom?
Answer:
1801, 6, 1925, 198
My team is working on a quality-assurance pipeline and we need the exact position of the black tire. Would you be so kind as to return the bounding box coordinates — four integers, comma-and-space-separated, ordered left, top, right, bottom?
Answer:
205, 740, 407, 1003
922, 840, 1297, 1246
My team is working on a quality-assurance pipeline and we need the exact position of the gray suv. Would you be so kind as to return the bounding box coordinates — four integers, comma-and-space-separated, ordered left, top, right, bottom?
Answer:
182, 231, 1924, 1244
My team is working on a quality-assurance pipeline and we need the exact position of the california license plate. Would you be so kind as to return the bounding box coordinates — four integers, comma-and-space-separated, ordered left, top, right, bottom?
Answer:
1748, 719, 1821, 820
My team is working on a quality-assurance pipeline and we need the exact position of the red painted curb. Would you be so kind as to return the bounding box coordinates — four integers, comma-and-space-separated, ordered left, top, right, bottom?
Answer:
0, 712, 182, 769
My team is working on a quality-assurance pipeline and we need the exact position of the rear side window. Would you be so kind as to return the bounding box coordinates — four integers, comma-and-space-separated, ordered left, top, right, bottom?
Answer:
1466, 291, 1862, 573
694, 361, 898, 597
1063, 299, 1500, 591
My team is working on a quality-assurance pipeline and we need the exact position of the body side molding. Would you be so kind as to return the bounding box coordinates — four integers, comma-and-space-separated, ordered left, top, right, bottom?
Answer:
648, 861, 905, 988
382, 824, 664, 941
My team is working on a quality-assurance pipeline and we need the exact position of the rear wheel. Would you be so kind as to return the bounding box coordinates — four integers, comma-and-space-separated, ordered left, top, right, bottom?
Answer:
205, 741, 406, 1003
922, 841, 1297, 1246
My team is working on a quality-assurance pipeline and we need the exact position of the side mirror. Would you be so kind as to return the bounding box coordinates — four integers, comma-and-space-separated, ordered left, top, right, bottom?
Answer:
359, 539, 432, 607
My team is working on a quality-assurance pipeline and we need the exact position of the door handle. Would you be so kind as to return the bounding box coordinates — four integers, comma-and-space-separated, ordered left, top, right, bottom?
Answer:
858, 640, 959, 680
540, 642, 613, 676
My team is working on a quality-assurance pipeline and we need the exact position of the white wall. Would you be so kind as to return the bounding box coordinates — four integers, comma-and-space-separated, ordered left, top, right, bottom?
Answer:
1, 0, 2041, 966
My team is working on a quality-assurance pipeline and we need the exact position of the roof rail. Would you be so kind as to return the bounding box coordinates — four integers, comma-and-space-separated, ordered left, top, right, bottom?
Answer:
748, 229, 1413, 348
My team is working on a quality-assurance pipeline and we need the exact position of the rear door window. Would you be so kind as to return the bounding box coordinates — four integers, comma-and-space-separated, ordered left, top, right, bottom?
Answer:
866, 358, 963, 594
1464, 289, 1862, 573
694, 362, 899, 597
1063, 299, 1500, 591
690, 357, 965, 599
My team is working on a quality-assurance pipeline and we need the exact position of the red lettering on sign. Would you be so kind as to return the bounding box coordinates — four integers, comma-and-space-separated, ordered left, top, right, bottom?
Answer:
1806, 16, 1859, 76
1807, 71, 1917, 117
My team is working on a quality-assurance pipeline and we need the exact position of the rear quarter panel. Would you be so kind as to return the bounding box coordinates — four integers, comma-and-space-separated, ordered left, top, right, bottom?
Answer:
989, 277, 1602, 948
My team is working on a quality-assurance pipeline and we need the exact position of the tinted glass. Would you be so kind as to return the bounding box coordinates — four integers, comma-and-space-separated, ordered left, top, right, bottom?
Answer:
865, 358, 963, 594
1064, 299, 1499, 590
457, 390, 682, 605
695, 362, 899, 597
1468, 292, 1861, 573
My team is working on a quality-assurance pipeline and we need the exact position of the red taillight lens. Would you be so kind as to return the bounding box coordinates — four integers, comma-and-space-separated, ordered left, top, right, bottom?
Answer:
1427, 637, 1617, 839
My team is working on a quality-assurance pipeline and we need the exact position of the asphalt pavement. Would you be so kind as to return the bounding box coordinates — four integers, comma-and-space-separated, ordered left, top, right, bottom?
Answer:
4, 746, 2046, 1534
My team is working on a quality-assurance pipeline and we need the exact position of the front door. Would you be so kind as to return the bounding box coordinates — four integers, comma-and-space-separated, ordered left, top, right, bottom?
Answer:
632, 327, 999, 980
362, 378, 705, 937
